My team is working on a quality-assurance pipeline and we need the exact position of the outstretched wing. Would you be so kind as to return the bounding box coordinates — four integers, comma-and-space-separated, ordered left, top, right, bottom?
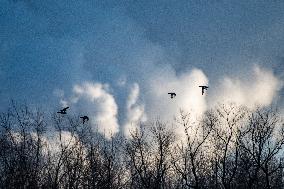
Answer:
199, 86, 209, 89
62, 107, 69, 111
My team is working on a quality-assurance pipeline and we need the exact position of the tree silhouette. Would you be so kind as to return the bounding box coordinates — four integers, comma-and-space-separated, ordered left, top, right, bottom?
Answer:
0, 102, 283, 188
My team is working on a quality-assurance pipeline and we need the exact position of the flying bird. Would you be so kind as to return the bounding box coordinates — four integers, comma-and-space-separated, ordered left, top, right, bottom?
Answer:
168, 92, 176, 98
199, 86, 209, 95
57, 107, 69, 114
80, 116, 89, 124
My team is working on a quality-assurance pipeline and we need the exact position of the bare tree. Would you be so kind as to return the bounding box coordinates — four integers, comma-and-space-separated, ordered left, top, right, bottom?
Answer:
171, 110, 215, 189
239, 107, 284, 189
211, 104, 247, 189
125, 125, 154, 189
0, 102, 47, 188
0, 101, 283, 189
150, 121, 175, 189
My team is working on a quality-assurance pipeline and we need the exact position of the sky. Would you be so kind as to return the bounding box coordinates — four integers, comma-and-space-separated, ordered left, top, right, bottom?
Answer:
1, 0, 283, 139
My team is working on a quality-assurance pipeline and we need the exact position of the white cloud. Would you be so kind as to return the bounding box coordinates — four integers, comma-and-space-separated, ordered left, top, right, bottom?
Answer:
213, 65, 283, 109
71, 82, 120, 139
145, 68, 208, 121
143, 67, 208, 140
55, 64, 282, 141
124, 83, 147, 138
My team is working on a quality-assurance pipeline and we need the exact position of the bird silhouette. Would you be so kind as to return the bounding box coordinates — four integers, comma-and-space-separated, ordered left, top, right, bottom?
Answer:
168, 92, 176, 98
57, 107, 69, 114
199, 86, 209, 95
80, 116, 89, 124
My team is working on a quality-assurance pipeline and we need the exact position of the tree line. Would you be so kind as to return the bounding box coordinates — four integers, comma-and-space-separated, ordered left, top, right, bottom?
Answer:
0, 102, 283, 189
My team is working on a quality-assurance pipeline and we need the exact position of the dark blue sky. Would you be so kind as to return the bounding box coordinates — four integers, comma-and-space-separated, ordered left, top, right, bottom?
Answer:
0, 0, 283, 113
